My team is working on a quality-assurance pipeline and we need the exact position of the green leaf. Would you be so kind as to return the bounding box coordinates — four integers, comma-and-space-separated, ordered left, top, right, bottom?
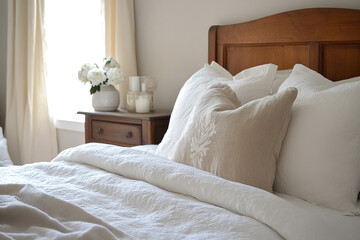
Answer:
90, 85, 100, 95
104, 58, 111, 66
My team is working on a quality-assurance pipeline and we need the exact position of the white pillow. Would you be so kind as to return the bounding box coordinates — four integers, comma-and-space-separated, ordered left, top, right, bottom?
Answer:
209, 61, 233, 79
270, 69, 292, 94
232, 64, 278, 104
156, 63, 278, 160
172, 83, 297, 192
0, 127, 13, 167
274, 64, 360, 215
156, 63, 228, 160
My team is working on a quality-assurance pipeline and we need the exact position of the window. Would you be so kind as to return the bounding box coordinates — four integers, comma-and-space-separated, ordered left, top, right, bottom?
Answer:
44, 0, 104, 124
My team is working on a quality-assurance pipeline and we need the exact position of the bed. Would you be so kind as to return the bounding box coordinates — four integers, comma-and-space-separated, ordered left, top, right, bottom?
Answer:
1, 8, 360, 240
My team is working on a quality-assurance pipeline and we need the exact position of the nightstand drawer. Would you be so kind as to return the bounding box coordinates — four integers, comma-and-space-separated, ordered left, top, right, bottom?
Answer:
92, 120, 141, 145
79, 110, 170, 147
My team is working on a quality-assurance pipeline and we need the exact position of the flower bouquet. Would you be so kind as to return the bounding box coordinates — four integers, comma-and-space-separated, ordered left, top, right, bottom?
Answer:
78, 57, 125, 94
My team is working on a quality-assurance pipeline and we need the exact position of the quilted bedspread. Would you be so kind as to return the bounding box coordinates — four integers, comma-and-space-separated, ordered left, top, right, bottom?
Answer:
0, 143, 355, 239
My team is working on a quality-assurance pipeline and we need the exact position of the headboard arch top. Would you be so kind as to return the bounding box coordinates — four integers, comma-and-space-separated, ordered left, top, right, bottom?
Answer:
209, 8, 360, 81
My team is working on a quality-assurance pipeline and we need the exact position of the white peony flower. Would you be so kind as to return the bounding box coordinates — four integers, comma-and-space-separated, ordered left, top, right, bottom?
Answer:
103, 57, 120, 71
106, 67, 125, 85
78, 57, 124, 94
87, 68, 106, 86
78, 63, 96, 83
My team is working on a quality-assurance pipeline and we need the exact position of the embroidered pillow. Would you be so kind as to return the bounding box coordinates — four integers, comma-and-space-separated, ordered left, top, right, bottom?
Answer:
156, 62, 277, 161
171, 84, 297, 192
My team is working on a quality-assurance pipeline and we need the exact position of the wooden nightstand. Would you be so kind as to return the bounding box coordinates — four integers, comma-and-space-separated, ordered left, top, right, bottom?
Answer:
78, 110, 171, 147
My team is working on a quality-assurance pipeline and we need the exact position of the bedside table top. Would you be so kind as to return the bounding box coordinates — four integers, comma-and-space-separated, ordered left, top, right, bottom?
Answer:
78, 109, 172, 120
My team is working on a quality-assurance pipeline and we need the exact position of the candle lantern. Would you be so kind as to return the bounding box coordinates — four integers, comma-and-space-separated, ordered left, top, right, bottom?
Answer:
127, 76, 156, 113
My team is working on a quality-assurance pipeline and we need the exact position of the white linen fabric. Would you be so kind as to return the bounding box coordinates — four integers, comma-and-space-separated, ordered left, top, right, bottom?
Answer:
131, 143, 158, 154
156, 62, 229, 160
232, 63, 278, 103
277, 192, 360, 235
271, 69, 292, 94
171, 84, 297, 192
275, 64, 360, 215
208, 61, 234, 79
156, 62, 277, 160
0, 184, 131, 240
0, 127, 13, 167
0, 143, 356, 239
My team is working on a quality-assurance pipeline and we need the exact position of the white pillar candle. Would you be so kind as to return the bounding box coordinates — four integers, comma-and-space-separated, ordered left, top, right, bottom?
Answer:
135, 93, 150, 113
141, 81, 147, 92
129, 76, 140, 92
140, 76, 148, 92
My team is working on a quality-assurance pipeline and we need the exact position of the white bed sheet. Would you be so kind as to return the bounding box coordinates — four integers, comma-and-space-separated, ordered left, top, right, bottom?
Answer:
0, 143, 359, 239
276, 193, 360, 238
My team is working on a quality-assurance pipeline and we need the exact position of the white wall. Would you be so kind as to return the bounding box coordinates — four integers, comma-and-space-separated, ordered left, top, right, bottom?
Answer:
134, 0, 360, 110
57, 129, 85, 152
0, 0, 7, 129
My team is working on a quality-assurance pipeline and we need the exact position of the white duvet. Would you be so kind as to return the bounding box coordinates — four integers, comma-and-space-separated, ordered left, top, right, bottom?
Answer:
0, 143, 358, 239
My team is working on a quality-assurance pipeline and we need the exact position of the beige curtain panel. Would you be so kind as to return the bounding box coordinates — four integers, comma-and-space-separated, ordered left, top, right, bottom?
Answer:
6, 0, 57, 165
103, 0, 138, 109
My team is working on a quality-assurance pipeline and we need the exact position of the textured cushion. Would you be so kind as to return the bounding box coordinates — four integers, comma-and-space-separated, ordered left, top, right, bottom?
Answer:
232, 64, 278, 104
0, 127, 13, 167
270, 69, 292, 94
156, 62, 277, 160
209, 61, 234, 79
171, 84, 297, 192
274, 64, 360, 214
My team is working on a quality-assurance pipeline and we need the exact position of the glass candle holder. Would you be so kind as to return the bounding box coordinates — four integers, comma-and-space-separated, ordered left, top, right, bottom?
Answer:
135, 92, 151, 113
148, 91, 155, 111
127, 91, 136, 113
140, 76, 157, 92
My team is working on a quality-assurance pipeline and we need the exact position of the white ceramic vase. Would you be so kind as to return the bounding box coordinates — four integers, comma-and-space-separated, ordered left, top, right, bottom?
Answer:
92, 85, 120, 111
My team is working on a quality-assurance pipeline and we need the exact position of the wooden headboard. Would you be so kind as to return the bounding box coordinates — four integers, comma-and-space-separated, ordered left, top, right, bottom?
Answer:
208, 8, 360, 81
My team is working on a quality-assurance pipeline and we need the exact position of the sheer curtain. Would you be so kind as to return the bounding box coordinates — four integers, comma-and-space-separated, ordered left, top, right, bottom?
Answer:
103, 0, 138, 109
6, 0, 57, 165
5, 0, 137, 165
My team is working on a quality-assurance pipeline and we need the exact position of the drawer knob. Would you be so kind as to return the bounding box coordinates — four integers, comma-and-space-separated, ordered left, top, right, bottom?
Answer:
97, 128, 103, 135
126, 131, 133, 138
